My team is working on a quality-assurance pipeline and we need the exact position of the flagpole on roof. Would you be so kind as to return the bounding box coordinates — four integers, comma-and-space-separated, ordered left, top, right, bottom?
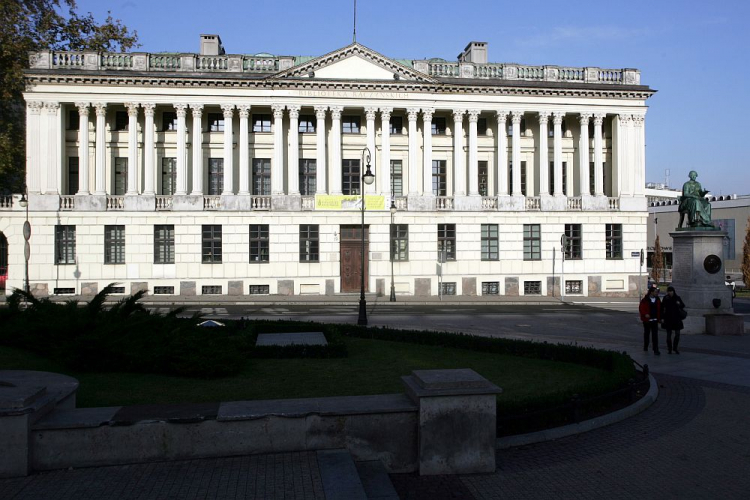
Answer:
353, 0, 357, 43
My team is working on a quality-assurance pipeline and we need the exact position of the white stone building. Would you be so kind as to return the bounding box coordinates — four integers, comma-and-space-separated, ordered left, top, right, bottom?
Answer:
0, 36, 655, 298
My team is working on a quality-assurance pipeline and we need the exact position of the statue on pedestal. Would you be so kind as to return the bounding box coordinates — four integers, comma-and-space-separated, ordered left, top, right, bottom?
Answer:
678, 170, 714, 229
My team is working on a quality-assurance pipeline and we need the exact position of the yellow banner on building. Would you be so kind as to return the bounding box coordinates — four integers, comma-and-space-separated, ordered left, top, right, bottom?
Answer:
315, 195, 386, 211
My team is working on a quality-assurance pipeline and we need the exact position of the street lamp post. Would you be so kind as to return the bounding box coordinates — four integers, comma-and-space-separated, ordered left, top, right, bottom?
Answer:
357, 147, 375, 325
389, 197, 397, 302
18, 189, 30, 294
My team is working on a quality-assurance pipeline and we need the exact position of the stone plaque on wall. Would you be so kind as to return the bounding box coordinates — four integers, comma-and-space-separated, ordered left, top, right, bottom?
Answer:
462, 277, 477, 296
505, 277, 519, 296
415, 278, 431, 296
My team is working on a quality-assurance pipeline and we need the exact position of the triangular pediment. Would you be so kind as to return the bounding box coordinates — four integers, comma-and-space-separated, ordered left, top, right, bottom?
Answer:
272, 43, 436, 83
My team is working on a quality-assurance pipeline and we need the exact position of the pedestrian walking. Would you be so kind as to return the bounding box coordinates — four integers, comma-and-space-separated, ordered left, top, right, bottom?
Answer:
639, 285, 661, 354
661, 286, 686, 354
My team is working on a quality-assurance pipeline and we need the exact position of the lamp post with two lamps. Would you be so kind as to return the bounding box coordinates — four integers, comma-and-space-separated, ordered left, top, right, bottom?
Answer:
357, 147, 375, 325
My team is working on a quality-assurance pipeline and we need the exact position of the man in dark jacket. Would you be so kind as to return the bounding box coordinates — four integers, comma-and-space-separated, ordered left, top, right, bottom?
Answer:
661, 286, 686, 354
639, 285, 661, 355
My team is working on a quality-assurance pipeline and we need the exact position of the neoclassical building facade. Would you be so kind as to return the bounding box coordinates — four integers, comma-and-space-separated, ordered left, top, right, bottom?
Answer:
0, 37, 654, 298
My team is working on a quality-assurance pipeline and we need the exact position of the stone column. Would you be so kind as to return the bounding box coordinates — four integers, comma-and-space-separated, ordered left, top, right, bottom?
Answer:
365, 107, 377, 194
314, 106, 328, 194
191, 104, 204, 195
380, 108, 392, 198
578, 113, 592, 197
422, 108, 434, 195
619, 114, 633, 197
44, 102, 60, 194
75, 103, 90, 195
510, 111, 523, 196
26, 102, 43, 194
237, 104, 250, 195
538, 112, 550, 197
407, 108, 419, 195
330, 106, 343, 195
221, 104, 234, 195
593, 114, 605, 196
496, 111, 509, 197
125, 102, 139, 195
288, 105, 301, 195
94, 103, 107, 195
142, 103, 156, 195
453, 109, 466, 196
271, 104, 286, 195
552, 112, 564, 197
468, 110, 479, 196
633, 114, 645, 196
174, 104, 188, 195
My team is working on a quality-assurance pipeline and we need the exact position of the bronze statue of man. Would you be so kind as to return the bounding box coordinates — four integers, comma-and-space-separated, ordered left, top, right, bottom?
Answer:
678, 170, 713, 228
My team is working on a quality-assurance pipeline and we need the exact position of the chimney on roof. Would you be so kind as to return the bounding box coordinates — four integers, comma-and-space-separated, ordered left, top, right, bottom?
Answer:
200, 34, 225, 56
458, 41, 488, 64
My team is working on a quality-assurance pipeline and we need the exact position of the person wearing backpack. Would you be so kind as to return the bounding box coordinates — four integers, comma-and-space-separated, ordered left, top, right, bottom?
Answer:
661, 286, 686, 354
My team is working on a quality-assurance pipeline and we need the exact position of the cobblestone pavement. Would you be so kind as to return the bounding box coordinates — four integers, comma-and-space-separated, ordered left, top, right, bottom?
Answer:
0, 451, 325, 500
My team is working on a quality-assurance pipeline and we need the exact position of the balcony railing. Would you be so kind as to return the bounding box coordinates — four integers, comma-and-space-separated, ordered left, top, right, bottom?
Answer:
0, 195, 13, 209
301, 196, 315, 210
203, 196, 221, 210
393, 196, 408, 210
251, 196, 272, 210
608, 197, 620, 211
435, 196, 454, 210
525, 197, 541, 210
567, 197, 582, 210
106, 196, 124, 210
481, 196, 497, 210
155, 196, 172, 211
60, 196, 75, 210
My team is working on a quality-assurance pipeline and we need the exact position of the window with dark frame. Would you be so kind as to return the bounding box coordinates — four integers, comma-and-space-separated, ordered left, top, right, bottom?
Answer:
342, 159, 361, 195
482, 282, 500, 295
252, 114, 271, 133
252, 158, 272, 195
114, 111, 128, 131
431, 117, 446, 135
299, 225, 319, 262
523, 224, 541, 261
249, 285, 270, 295
68, 157, 79, 195
104, 225, 125, 264
342, 116, 361, 134
606, 223, 623, 260
249, 224, 269, 263
161, 157, 176, 195
440, 282, 456, 295
389, 116, 403, 135
390, 160, 403, 196
524, 281, 542, 295
208, 113, 224, 132
437, 224, 456, 262
55, 225, 76, 265
114, 157, 127, 195
202, 225, 222, 264
68, 109, 79, 130
298, 115, 316, 133
508, 161, 527, 196
548, 161, 568, 194
154, 225, 175, 264
432, 160, 447, 196
208, 158, 223, 195
565, 280, 583, 294
162, 111, 177, 131
478, 161, 488, 196
390, 224, 408, 261
299, 159, 317, 195
481, 224, 499, 261
564, 223, 582, 260
477, 117, 487, 135
589, 161, 595, 195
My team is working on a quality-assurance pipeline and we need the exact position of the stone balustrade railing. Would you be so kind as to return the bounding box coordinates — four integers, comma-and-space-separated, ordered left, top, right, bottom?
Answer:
203, 196, 221, 210
251, 196, 272, 210
481, 196, 497, 210
30, 51, 640, 85
301, 196, 315, 210
60, 196, 74, 210
155, 196, 172, 211
567, 197, 582, 210
525, 197, 541, 210
393, 196, 408, 210
435, 196, 454, 210
608, 197, 620, 210
0, 195, 13, 209
106, 196, 124, 210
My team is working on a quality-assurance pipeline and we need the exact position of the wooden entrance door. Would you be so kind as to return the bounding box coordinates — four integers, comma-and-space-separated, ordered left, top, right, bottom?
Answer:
340, 225, 368, 293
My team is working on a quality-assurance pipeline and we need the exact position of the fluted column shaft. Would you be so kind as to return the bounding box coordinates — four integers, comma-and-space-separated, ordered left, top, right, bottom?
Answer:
288, 105, 301, 195
191, 105, 204, 195
579, 113, 592, 196
511, 111, 523, 196
94, 103, 107, 195
593, 114, 604, 196
26, 102, 43, 193
75, 103, 90, 195
44, 102, 60, 194
453, 110, 466, 196
175, 104, 188, 195
407, 108, 419, 195
237, 105, 250, 195
468, 110, 479, 196
221, 104, 234, 195
314, 106, 328, 194
365, 107, 377, 194
380, 108, 392, 197
330, 106, 343, 195
552, 112, 564, 196
422, 109, 434, 195
142, 104, 156, 195
634, 115, 645, 196
496, 112, 508, 196
271, 104, 285, 195
538, 112, 550, 195
125, 103, 139, 195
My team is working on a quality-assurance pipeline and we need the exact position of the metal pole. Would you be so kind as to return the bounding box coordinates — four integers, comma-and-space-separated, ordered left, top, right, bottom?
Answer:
357, 147, 372, 325
561, 234, 566, 302
21, 188, 30, 294
389, 209, 396, 302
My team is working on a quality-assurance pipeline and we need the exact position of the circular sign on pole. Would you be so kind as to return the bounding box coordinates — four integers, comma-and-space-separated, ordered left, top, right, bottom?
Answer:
24, 241, 30, 260
23, 221, 31, 240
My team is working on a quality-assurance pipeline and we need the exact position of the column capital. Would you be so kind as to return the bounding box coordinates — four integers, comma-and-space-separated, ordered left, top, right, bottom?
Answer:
467, 110, 480, 123
421, 108, 434, 121
174, 103, 188, 117
314, 106, 328, 119
329, 106, 343, 119
452, 109, 466, 122
407, 107, 420, 121
125, 102, 140, 116
94, 102, 107, 116
593, 113, 605, 126
379, 107, 393, 119
44, 102, 60, 111
27, 101, 44, 113
191, 103, 204, 118
511, 111, 524, 124
619, 114, 633, 124
552, 111, 565, 125
287, 105, 301, 119
142, 103, 156, 116
237, 104, 251, 118
578, 113, 592, 126
495, 110, 509, 123
271, 104, 286, 119
632, 114, 645, 126
365, 107, 378, 121
221, 104, 235, 118
75, 102, 90, 116
537, 111, 551, 124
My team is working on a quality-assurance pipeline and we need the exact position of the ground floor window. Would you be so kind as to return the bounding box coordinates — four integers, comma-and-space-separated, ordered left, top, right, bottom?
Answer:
300, 225, 319, 262
391, 224, 408, 261
104, 225, 125, 264
524, 281, 542, 295
55, 225, 76, 265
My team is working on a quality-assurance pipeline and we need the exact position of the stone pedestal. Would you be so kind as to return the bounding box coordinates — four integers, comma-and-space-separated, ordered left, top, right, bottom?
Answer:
670, 230, 736, 334
402, 369, 502, 475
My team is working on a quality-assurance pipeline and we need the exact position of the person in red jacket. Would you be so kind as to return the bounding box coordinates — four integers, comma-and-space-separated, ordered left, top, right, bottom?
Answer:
639, 285, 662, 355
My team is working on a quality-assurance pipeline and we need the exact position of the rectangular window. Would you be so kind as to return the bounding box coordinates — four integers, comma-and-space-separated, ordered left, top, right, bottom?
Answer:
477, 118, 488, 136
161, 157, 176, 195
389, 116, 403, 135
55, 225, 76, 265
54, 288, 75, 295
252, 114, 271, 133
207, 113, 224, 132
523, 224, 541, 261
298, 115, 316, 133
249, 285, 270, 295
437, 224, 456, 262
563, 161, 568, 194
104, 225, 125, 264
508, 161, 527, 196
565, 280, 583, 294
342, 116, 361, 134
300, 225, 319, 262
481, 224, 499, 261
391, 224, 408, 261
202, 225, 222, 263
478, 161, 488, 196
252, 158, 272, 195
202, 285, 222, 295
589, 161, 595, 195
299, 159, 317, 195
208, 158, 223, 195
390, 160, 403, 196
154, 225, 175, 264
524, 281, 542, 295
432, 160, 447, 196
153, 286, 174, 295
482, 282, 500, 295
68, 157, 79, 195
68, 109, 79, 130
114, 111, 128, 131
250, 224, 269, 262
432, 117, 446, 135
342, 159, 361, 195
162, 111, 177, 131
564, 223, 582, 260
548, 161, 568, 194
440, 282, 456, 295
606, 223, 623, 260
114, 157, 127, 195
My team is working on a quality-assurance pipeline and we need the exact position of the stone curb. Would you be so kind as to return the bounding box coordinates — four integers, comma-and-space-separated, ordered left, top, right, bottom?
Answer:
497, 373, 658, 449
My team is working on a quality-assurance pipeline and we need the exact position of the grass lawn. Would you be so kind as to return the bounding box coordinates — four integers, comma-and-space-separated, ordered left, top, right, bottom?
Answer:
0, 335, 622, 412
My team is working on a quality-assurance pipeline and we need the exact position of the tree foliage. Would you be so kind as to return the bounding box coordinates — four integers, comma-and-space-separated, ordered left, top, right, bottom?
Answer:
0, 0, 138, 193
651, 235, 664, 284
742, 217, 750, 289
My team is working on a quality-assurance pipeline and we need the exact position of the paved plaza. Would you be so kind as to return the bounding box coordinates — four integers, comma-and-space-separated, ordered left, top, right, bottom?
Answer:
2, 297, 749, 499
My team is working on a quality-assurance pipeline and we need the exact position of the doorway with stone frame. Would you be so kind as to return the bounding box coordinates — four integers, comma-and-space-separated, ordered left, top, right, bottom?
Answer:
340, 225, 369, 293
